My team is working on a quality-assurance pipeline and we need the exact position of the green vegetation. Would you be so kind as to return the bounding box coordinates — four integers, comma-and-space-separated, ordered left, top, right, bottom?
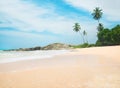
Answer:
73, 23, 85, 44
92, 7, 103, 24
72, 43, 96, 48
73, 24, 120, 48
92, 7, 120, 46
96, 25, 120, 46
72, 7, 120, 48
73, 23, 88, 44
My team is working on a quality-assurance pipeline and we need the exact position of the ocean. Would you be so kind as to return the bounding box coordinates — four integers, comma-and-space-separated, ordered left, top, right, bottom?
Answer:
0, 50, 69, 63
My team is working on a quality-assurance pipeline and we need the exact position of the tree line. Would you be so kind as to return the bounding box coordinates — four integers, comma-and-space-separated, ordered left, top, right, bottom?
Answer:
96, 25, 120, 46
73, 7, 120, 47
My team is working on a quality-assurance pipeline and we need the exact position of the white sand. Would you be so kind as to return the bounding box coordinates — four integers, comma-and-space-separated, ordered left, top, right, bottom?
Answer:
0, 46, 120, 88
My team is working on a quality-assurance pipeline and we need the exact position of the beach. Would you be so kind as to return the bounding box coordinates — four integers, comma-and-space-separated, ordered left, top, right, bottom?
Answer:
0, 46, 120, 88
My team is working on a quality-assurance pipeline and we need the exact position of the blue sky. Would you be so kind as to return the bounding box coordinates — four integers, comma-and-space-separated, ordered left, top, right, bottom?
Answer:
0, 0, 120, 50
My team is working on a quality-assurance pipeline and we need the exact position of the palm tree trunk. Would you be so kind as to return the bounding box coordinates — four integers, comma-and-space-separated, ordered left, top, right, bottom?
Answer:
86, 35, 89, 44
79, 31, 85, 44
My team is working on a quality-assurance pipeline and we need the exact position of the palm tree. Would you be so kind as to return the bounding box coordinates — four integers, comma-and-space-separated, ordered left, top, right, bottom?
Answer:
73, 23, 81, 32
92, 7, 103, 24
83, 30, 88, 43
73, 23, 84, 44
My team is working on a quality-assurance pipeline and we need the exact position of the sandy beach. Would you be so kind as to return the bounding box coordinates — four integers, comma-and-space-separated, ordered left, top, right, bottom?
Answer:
0, 46, 120, 88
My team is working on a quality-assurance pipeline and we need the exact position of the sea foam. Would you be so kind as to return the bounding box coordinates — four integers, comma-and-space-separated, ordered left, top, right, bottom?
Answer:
0, 50, 69, 63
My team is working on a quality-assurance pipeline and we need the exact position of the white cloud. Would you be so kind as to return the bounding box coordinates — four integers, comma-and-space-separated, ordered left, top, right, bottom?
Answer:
0, 0, 77, 35
0, 0, 100, 44
0, 0, 50, 31
65, 0, 120, 21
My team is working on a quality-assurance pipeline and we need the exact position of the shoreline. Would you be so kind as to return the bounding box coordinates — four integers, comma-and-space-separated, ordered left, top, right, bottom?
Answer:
0, 46, 120, 88
0, 50, 69, 64
0, 45, 120, 72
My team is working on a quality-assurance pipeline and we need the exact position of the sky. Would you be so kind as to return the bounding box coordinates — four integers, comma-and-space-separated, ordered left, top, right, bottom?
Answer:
0, 0, 120, 50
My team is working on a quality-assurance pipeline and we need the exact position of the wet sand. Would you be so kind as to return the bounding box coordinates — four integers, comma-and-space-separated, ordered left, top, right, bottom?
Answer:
0, 46, 120, 88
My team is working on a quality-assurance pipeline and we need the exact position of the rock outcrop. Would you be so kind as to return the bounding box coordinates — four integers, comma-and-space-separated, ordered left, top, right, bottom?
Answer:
42, 43, 72, 50
6, 43, 72, 51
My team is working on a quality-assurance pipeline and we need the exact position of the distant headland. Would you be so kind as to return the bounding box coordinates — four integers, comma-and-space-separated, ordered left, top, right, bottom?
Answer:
5, 43, 73, 51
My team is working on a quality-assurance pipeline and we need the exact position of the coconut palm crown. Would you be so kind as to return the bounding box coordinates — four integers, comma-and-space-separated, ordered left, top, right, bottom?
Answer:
92, 7, 103, 23
73, 23, 81, 32
73, 23, 85, 44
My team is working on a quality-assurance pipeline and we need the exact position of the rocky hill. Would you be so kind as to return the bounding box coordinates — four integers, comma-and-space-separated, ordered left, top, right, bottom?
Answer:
42, 43, 72, 50
7, 43, 72, 51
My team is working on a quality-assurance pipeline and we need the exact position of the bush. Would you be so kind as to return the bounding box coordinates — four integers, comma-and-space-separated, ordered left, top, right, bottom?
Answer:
96, 24, 120, 46
72, 43, 96, 48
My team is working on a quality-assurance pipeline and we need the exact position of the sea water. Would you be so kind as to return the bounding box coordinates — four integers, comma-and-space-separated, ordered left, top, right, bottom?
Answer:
0, 50, 69, 63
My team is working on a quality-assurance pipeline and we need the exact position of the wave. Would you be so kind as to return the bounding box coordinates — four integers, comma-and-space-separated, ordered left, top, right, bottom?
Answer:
0, 50, 69, 63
